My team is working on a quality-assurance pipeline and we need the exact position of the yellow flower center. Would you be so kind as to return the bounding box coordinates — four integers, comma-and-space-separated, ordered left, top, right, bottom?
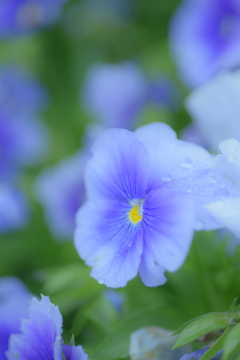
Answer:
129, 204, 143, 224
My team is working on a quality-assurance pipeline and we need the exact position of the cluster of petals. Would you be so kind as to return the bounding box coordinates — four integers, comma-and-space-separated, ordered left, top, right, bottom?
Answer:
0, 0, 69, 38
6, 294, 88, 360
170, 0, 240, 87
74, 122, 223, 288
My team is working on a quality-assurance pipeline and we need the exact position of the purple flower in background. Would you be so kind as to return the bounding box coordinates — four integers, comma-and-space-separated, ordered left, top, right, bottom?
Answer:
0, 65, 50, 179
74, 122, 217, 288
180, 348, 221, 360
81, 63, 179, 130
170, 0, 240, 88
0, 0, 69, 38
0, 65, 48, 117
6, 295, 88, 360
82, 62, 148, 130
34, 151, 87, 241
0, 183, 29, 233
0, 111, 49, 179
185, 70, 240, 153
0, 276, 31, 360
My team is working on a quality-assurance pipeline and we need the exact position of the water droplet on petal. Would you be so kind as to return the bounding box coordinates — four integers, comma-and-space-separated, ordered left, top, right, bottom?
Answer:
98, 278, 104, 284
181, 157, 193, 169
213, 188, 231, 200
162, 173, 172, 182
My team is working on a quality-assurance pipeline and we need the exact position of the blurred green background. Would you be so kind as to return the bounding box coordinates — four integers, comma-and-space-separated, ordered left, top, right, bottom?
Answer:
1, 0, 240, 357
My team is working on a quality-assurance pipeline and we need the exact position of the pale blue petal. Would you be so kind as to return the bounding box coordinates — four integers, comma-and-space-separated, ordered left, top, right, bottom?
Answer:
85, 128, 148, 201
141, 186, 194, 275
134, 122, 176, 149
208, 198, 240, 239
186, 71, 240, 152
75, 199, 144, 288
145, 140, 212, 193
63, 345, 88, 360
90, 228, 143, 288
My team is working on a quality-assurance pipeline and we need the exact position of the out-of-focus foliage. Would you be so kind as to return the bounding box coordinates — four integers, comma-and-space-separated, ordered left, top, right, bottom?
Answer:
1, 0, 240, 359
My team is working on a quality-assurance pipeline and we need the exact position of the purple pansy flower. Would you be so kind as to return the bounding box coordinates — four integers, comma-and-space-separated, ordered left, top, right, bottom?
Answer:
34, 150, 87, 241
0, 111, 49, 179
74, 122, 217, 288
0, 0, 69, 38
6, 295, 88, 360
81, 63, 179, 130
0, 66, 50, 179
81, 62, 148, 130
0, 277, 31, 360
0, 183, 29, 233
0, 65, 48, 117
170, 0, 240, 88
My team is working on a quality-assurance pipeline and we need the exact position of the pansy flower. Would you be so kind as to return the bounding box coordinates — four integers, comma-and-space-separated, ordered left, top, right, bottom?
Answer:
0, 0, 69, 38
170, 0, 240, 88
0, 111, 49, 179
6, 295, 88, 360
81, 62, 179, 130
0, 277, 31, 360
0, 65, 48, 118
0, 183, 29, 233
34, 151, 87, 241
74, 122, 216, 288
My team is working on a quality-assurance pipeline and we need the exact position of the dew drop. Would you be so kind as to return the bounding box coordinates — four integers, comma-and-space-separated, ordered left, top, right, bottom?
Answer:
98, 278, 104, 284
162, 173, 172, 182
213, 188, 231, 200
180, 157, 193, 169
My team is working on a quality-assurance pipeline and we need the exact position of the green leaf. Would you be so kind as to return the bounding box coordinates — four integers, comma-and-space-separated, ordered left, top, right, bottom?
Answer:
173, 315, 203, 335
200, 327, 231, 360
223, 322, 240, 360
172, 312, 231, 350
229, 298, 238, 312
